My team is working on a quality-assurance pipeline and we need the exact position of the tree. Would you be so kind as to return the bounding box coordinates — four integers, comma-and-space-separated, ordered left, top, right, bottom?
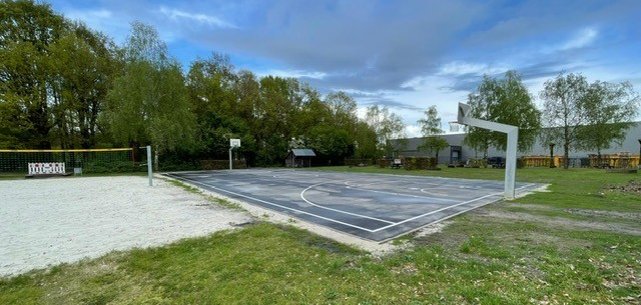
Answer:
463, 92, 493, 157
464, 71, 541, 157
307, 124, 351, 165
253, 76, 303, 165
0, 0, 66, 148
540, 73, 589, 169
104, 22, 194, 160
352, 121, 379, 159
576, 81, 639, 161
364, 105, 406, 157
325, 91, 357, 130
186, 53, 245, 160
48, 23, 117, 148
417, 106, 449, 164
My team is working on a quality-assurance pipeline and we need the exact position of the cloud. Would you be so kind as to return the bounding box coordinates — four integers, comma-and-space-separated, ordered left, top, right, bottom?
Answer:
405, 125, 422, 138
257, 69, 327, 79
60, 8, 130, 43
360, 99, 423, 112
438, 61, 506, 76
48, 0, 641, 126
559, 27, 598, 50
63, 8, 112, 20
159, 6, 237, 28
193, 0, 486, 92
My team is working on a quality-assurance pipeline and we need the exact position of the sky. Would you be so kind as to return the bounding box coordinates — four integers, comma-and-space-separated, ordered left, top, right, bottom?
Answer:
48, 0, 641, 137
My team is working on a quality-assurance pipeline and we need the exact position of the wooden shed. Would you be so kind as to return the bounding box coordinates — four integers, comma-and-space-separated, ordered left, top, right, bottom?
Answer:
285, 149, 316, 167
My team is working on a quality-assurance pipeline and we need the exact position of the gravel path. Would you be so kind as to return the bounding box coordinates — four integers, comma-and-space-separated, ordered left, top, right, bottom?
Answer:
0, 176, 251, 277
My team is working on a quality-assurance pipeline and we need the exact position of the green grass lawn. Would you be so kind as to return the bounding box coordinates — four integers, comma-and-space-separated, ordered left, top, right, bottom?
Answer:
1, 167, 640, 304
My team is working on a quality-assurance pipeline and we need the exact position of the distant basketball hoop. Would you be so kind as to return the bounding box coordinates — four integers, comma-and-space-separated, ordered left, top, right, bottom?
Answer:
229, 139, 241, 170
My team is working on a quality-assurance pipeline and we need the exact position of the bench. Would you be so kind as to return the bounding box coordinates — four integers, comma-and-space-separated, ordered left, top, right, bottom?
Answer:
391, 159, 403, 169
26, 162, 71, 178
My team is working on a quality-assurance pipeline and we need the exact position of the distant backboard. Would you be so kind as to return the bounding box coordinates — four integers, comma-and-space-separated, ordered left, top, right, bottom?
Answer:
457, 103, 471, 124
230, 139, 241, 148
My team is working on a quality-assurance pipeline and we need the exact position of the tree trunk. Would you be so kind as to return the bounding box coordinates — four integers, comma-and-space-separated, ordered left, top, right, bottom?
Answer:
563, 125, 570, 169
564, 143, 570, 169
130, 141, 140, 162
154, 145, 159, 172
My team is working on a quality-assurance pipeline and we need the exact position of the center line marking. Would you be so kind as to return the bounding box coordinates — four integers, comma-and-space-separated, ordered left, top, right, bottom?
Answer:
300, 182, 395, 224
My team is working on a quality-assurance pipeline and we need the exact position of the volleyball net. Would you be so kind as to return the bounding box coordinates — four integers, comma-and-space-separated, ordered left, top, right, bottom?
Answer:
0, 147, 151, 174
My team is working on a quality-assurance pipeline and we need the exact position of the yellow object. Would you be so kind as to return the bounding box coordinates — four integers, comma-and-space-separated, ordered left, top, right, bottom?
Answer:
0, 148, 132, 153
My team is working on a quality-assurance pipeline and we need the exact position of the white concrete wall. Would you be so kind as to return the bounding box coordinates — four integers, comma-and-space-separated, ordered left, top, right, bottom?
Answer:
395, 122, 641, 163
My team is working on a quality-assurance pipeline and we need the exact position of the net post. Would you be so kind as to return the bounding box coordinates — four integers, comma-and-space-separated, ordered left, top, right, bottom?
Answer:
504, 129, 518, 199
147, 145, 153, 186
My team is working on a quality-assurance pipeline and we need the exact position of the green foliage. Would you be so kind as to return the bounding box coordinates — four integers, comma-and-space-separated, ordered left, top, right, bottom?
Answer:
418, 136, 449, 159
417, 106, 449, 160
540, 73, 590, 168
576, 81, 640, 157
307, 125, 351, 161
365, 105, 406, 157
465, 71, 541, 155
402, 156, 437, 170
0, 3, 383, 166
417, 105, 442, 136
83, 160, 144, 174
48, 24, 117, 149
0, 0, 66, 148
104, 23, 195, 153
541, 74, 640, 168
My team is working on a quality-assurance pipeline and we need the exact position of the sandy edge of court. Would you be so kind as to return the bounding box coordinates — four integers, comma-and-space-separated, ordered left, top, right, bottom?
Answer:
0, 175, 252, 277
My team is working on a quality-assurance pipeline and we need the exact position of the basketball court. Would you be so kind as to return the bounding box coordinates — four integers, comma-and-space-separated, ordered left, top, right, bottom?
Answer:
165, 169, 542, 242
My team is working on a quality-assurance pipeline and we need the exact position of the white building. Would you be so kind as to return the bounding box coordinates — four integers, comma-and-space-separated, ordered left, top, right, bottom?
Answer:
393, 122, 641, 166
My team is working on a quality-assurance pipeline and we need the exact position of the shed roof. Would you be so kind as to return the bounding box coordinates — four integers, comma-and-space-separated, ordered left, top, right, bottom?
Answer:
290, 149, 316, 157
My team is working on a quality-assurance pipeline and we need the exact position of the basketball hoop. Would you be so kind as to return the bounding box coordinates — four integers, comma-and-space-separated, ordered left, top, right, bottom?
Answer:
457, 102, 518, 199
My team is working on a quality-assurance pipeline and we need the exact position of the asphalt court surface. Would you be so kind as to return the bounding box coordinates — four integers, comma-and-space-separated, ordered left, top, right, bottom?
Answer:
165, 169, 542, 242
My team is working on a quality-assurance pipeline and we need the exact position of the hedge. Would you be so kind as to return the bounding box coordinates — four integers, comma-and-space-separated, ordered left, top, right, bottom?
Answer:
403, 157, 437, 170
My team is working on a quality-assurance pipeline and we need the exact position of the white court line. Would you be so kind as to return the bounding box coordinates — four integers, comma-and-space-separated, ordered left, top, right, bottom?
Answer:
342, 182, 460, 203
370, 192, 502, 232
165, 173, 379, 232
345, 178, 500, 192
300, 182, 395, 224
371, 183, 536, 232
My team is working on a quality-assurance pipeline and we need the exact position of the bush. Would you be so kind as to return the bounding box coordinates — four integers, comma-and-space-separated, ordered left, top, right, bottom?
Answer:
403, 157, 436, 170
345, 159, 374, 167
201, 160, 247, 170
378, 159, 391, 168
83, 161, 145, 173
466, 158, 487, 168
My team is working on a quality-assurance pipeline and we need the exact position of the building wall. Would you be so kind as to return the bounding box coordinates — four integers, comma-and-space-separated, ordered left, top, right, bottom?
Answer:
394, 122, 641, 164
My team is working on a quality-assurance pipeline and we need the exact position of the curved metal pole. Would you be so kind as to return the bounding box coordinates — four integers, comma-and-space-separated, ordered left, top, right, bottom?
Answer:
458, 103, 518, 199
